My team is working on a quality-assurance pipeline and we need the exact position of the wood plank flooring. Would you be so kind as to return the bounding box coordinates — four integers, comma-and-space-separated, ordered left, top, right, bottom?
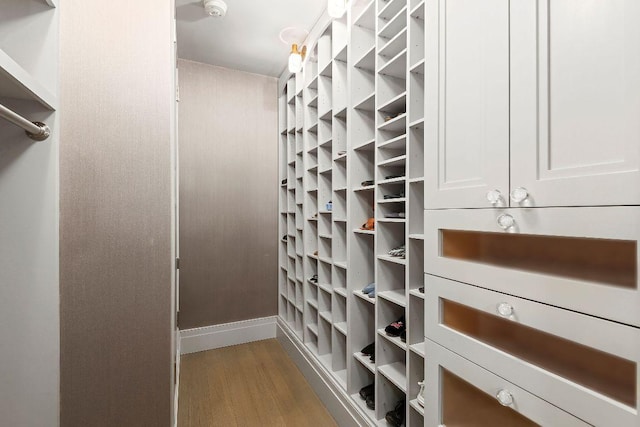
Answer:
178, 339, 338, 427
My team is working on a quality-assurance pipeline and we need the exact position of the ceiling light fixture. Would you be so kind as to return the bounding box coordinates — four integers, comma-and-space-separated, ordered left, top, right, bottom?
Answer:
203, 0, 227, 17
288, 44, 307, 73
328, 0, 349, 19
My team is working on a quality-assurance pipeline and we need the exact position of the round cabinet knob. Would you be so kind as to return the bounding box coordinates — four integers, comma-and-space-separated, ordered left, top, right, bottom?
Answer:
496, 389, 514, 406
497, 302, 514, 317
510, 187, 529, 203
486, 190, 502, 205
497, 214, 515, 230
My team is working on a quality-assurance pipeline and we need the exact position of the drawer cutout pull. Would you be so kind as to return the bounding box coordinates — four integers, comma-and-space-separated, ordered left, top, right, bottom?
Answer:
496, 302, 513, 318
496, 389, 514, 406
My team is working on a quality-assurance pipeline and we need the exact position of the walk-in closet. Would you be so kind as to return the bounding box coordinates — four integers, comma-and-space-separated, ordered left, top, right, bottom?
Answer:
1, 0, 638, 426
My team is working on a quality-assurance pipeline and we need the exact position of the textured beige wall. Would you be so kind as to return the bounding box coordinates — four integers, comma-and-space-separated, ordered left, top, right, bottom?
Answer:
178, 60, 278, 329
59, 1, 174, 426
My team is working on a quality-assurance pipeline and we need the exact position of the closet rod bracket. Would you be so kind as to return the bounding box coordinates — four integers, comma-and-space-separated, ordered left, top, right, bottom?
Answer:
26, 122, 51, 141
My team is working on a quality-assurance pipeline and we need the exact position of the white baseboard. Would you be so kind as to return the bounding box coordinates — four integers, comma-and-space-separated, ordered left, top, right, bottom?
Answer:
276, 318, 372, 427
180, 316, 277, 354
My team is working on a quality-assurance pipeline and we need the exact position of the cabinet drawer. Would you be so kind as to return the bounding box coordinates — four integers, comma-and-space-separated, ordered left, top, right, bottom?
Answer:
424, 206, 640, 326
425, 275, 640, 426
425, 339, 588, 427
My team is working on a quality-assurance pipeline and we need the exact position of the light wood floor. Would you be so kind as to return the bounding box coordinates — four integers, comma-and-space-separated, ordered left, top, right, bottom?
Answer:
178, 339, 338, 427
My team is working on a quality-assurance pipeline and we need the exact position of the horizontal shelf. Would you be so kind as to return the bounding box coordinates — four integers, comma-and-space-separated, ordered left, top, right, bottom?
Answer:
409, 341, 426, 358
319, 234, 332, 239
319, 257, 333, 264
319, 311, 333, 323
379, 6, 408, 40
334, 261, 347, 270
318, 210, 333, 215
353, 289, 375, 304
320, 137, 333, 148
334, 105, 347, 119
410, 58, 425, 75
0, 50, 57, 109
334, 153, 347, 162
319, 167, 332, 175
378, 329, 407, 351
307, 298, 319, 309
408, 176, 424, 184
379, 0, 405, 21
409, 117, 425, 129
378, 28, 407, 60
353, 352, 376, 373
378, 91, 406, 114
334, 287, 347, 297
354, 45, 376, 72
409, 289, 425, 300
353, 91, 376, 111
377, 49, 407, 79
306, 75, 318, 90
378, 197, 406, 204
354, 228, 375, 235
377, 217, 406, 223
333, 218, 347, 223
354, 138, 375, 151
408, 233, 424, 240
308, 93, 319, 107
409, 399, 425, 416
307, 164, 318, 172
319, 61, 332, 77
308, 121, 318, 133
307, 323, 319, 336
378, 134, 407, 150
410, 0, 425, 18
353, 184, 375, 192
334, 321, 347, 336
378, 154, 406, 167
354, 0, 376, 29
378, 112, 407, 131
378, 362, 407, 392
377, 289, 407, 307
377, 254, 407, 265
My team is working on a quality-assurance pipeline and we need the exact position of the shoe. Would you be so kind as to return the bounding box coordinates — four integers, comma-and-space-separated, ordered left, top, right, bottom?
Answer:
359, 384, 374, 400
385, 174, 403, 180
281, 178, 287, 185
385, 315, 405, 337
361, 218, 375, 230
366, 395, 375, 410
400, 330, 406, 343
385, 399, 405, 427
367, 288, 376, 298
383, 191, 404, 199
326, 200, 332, 211
361, 342, 375, 356
309, 274, 318, 283
337, 150, 347, 156
313, 250, 318, 256
362, 283, 375, 294
281, 235, 287, 242
369, 353, 375, 362
361, 179, 374, 186
388, 245, 405, 258
417, 381, 425, 407
419, 286, 424, 293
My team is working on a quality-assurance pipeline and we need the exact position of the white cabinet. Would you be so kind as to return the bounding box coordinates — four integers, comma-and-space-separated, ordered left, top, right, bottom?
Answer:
425, 275, 640, 427
426, 0, 640, 209
424, 206, 640, 327
424, 340, 588, 427
424, 0, 510, 209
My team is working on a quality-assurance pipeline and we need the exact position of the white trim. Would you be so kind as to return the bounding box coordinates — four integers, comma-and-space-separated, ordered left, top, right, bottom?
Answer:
276, 319, 372, 427
180, 316, 277, 354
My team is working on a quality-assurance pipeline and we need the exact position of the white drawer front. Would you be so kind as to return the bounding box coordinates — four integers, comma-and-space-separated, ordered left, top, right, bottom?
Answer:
425, 340, 588, 427
424, 206, 640, 326
425, 274, 640, 426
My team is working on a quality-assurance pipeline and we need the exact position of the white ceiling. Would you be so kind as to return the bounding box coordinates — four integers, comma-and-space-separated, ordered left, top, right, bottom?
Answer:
176, 0, 327, 77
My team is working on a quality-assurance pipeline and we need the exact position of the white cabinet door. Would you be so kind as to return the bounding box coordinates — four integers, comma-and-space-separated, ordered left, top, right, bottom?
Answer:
425, 0, 510, 209
511, 0, 640, 207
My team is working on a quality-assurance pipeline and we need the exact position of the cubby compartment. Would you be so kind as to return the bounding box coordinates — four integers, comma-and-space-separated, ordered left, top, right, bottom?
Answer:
332, 223, 347, 264
350, 360, 376, 423
425, 341, 587, 427
425, 207, 640, 327
407, 292, 424, 346
408, 1, 424, 68
377, 359, 407, 419
333, 58, 348, 115
376, 220, 405, 256
318, 314, 333, 364
318, 259, 333, 292
408, 350, 424, 413
318, 211, 332, 240
318, 235, 332, 261
407, 123, 423, 179
351, 107, 375, 147
408, 69, 424, 123
408, 238, 423, 292
332, 327, 348, 386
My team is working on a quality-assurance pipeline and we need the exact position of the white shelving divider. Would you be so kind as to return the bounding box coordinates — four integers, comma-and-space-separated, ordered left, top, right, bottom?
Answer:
278, 1, 425, 425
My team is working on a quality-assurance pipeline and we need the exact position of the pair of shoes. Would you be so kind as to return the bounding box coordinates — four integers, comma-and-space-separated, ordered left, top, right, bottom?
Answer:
384, 212, 405, 218
384, 112, 403, 122
385, 315, 405, 337
383, 190, 404, 199
417, 381, 425, 407
361, 342, 375, 362
388, 245, 405, 258
361, 179, 374, 186
281, 178, 287, 185
361, 282, 375, 297
418, 286, 424, 293
385, 399, 405, 427
309, 274, 318, 283
361, 217, 375, 231
359, 384, 375, 409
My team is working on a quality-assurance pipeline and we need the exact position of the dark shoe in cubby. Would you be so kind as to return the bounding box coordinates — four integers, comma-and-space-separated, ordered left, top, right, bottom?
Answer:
385, 315, 405, 337
359, 383, 374, 400
385, 399, 405, 427
361, 342, 375, 356
366, 395, 375, 410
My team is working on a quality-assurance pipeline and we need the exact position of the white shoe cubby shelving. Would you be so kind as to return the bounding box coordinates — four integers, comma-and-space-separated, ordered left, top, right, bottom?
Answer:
278, 0, 426, 425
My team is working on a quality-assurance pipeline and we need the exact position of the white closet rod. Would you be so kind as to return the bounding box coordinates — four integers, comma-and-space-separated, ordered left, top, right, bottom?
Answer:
0, 103, 50, 141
